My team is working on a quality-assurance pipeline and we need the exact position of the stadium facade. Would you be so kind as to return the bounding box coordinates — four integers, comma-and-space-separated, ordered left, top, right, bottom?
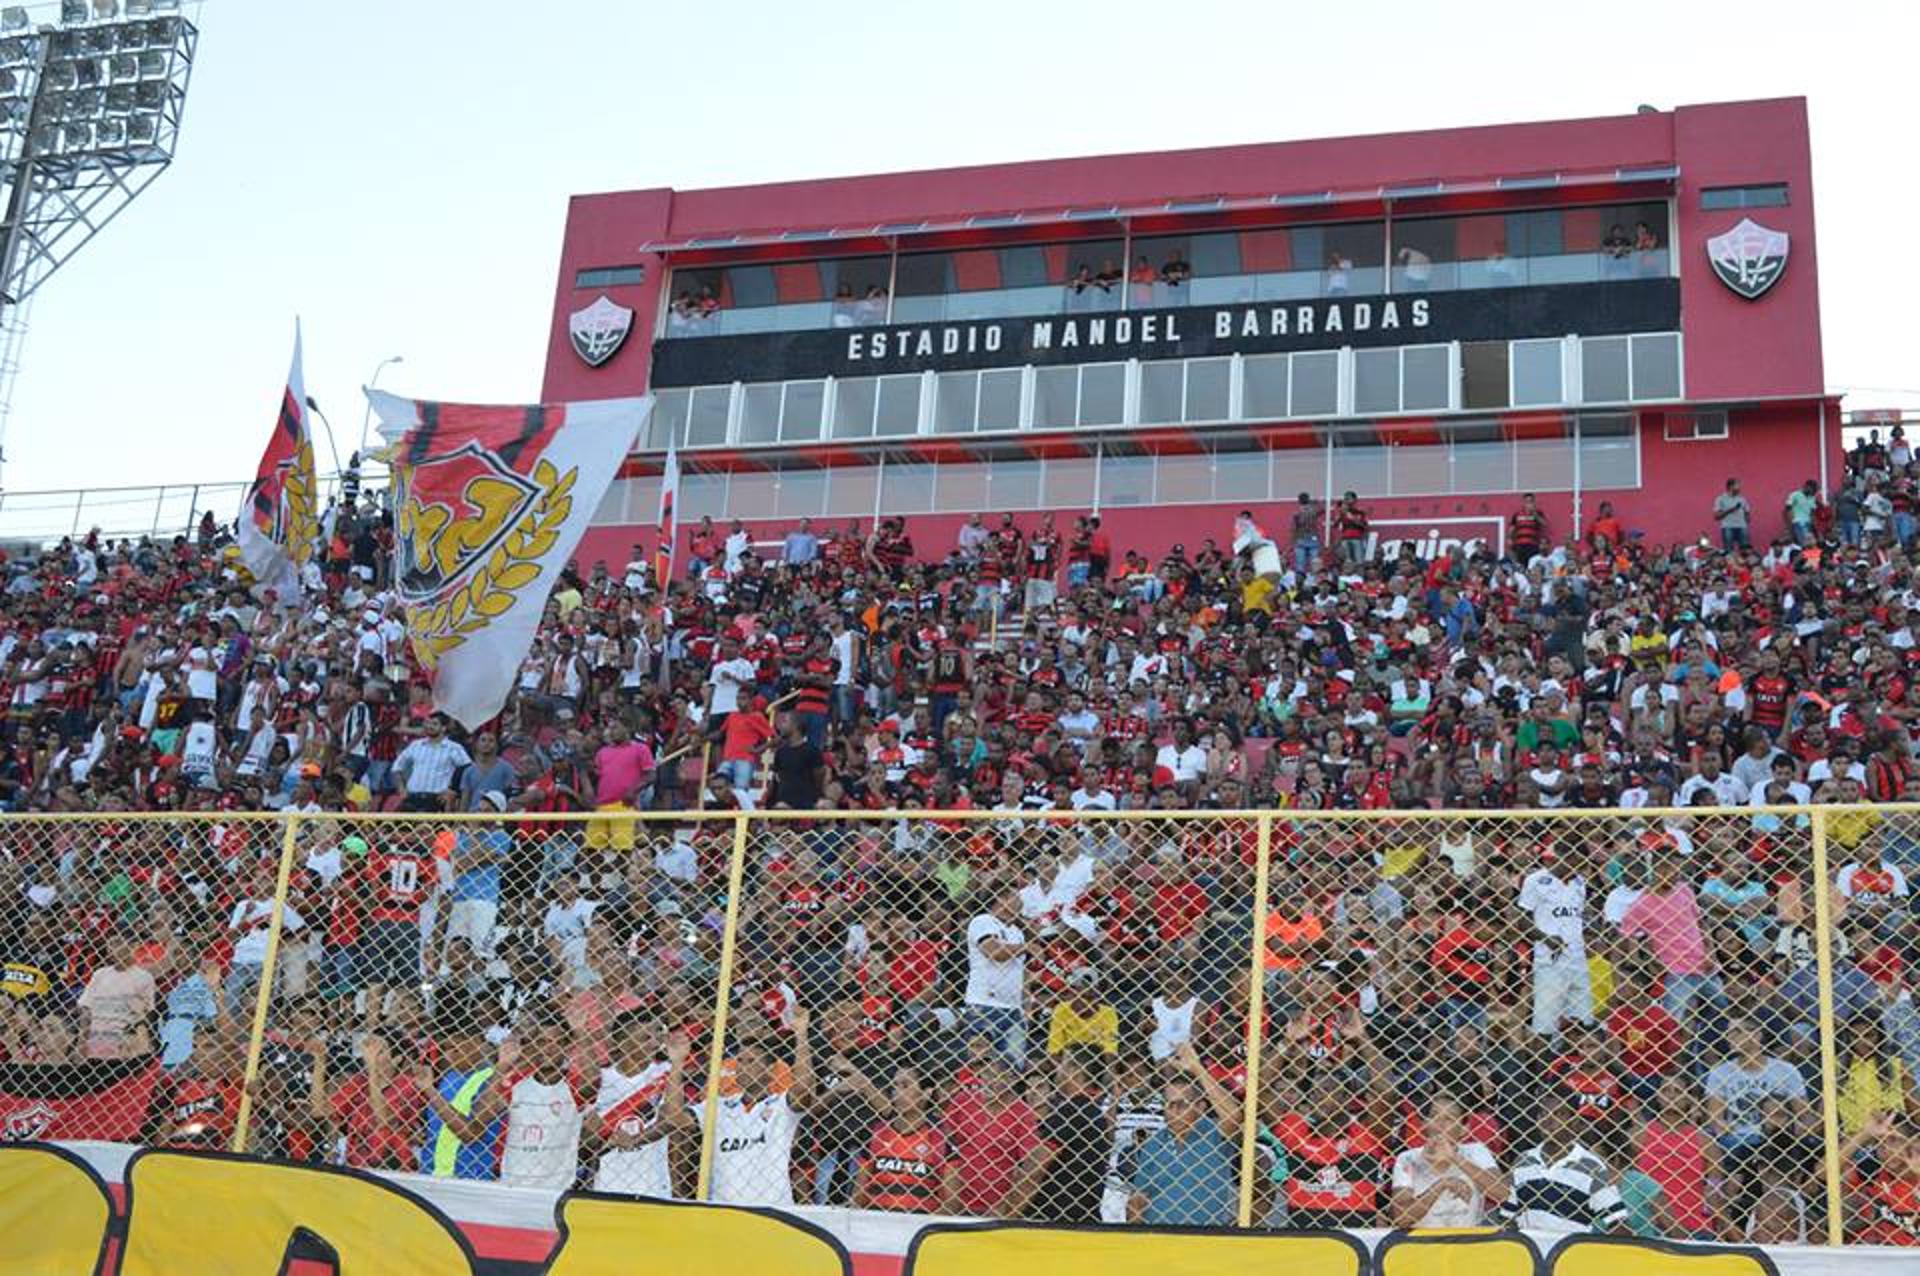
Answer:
544, 97, 1831, 568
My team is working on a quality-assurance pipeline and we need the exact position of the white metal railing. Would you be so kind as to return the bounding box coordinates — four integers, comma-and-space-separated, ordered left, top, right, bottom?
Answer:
0, 470, 387, 546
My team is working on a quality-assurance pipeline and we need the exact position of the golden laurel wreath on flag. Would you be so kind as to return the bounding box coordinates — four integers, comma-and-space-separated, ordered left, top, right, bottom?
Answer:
399, 456, 576, 669
281, 441, 319, 568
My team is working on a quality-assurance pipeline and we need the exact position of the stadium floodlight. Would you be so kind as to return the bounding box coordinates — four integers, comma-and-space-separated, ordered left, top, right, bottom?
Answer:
0, 3, 199, 476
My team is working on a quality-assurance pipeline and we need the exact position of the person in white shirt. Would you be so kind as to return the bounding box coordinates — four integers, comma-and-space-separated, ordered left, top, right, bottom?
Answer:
665, 1009, 814, 1207
593, 1012, 678, 1197
1056, 692, 1101, 751
1391, 1097, 1507, 1228
1518, 847, 1591, 1037
440, 1013, 587, 1190
1677, 754, 1749, 807
963, 889, 1028, 1064
1154, 723, 1208, 785
705, 638, 756, 724
391, 714, 472, 812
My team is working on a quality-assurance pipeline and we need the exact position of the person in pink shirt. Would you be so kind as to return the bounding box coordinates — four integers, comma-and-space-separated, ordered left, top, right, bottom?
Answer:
1620, 853, 1724, 1049
585, 717, 656, 858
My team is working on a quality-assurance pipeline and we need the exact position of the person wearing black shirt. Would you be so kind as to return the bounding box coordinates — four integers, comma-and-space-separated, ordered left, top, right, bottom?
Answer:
770, 715, 825, 809
808, 999, 893, 1205
1014, 1045, 1111, 1222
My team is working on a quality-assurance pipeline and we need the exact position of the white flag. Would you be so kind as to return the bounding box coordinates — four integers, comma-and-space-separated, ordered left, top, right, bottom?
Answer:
366, 390, 651, 728
234, 323, 317, 603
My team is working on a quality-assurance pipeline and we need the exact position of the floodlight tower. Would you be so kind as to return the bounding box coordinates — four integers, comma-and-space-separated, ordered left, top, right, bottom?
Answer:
0, 0, 200, 481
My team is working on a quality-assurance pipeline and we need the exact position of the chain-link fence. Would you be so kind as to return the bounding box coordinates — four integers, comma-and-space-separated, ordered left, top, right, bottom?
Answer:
0, 807, 1916, 1247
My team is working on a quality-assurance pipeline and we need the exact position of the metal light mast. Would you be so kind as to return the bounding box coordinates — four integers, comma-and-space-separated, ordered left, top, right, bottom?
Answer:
0, 0, 200, 479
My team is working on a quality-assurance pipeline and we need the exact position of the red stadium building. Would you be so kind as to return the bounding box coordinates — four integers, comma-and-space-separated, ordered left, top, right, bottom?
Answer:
545, 97, 1833, 569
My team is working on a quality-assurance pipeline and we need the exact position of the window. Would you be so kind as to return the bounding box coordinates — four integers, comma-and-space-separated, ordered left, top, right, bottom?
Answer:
1034, 366, 1078, 430
681, 472, 727, 520
1461, 342, 1509, 410
990, 459, 1043, 510
741, 384, 781, 444
1663, 409, 1729, 441
1291, 350, 1339, 415
1043, 457, 1097, 507
575, 265, 645, 288
1330, 438, 1389, 497
875, 374, 921, 436
781, 381, 825, 441
1395, 202, 1669, 289
1581, 336, 1631, 403
934, 462, 989, 512
894, 239, 1124, 322
1403, 346, 1450, 410
978, 369, 1022, 432
1630, 333, 1682, 399
1701, 184, 1788, 210
775, 471, 827, 518
880, 462, 935, 514
1214, 448, 1270, 501
1580, 414, 1639, 487
832, 377, 878, 439
1511, 339, 1563, 406
1099, 454, 1154, 506
1140, 361, 1183, 425
825, 466, 878, 517
667, 254, 888, 338
687, 386, 731, 446
1156, 454, 1213, 504
1242, 354, 1289, 419
1515, 437, 1573, 490
1271, 448, 1324, 504
1354, 349, 1399, 414
934, 371, 978, 434
1186, 358, 1231, 422
1079, 363, 1126, 426
1390, 443, 1450, 496
649, 388, 690, 448
1452, 437, 1512, 493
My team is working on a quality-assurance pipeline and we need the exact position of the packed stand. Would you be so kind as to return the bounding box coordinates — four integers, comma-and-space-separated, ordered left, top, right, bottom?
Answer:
0, 447, 1916, 1245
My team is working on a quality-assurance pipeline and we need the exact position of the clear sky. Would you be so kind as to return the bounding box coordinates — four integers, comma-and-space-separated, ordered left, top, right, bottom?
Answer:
2, 0, 1915, 499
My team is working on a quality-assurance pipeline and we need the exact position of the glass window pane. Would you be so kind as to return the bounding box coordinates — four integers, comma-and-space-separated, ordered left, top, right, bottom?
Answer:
682, 472, 727, 520
1515, 437, 1573, 490
979, 369, 1022, 432
935, 462, 989, 512
1272, 446, 1326, 505
875, 374, 921, 436
688, 386, 731, 445
726, 471, 777, 519
1331, 439, 1389, 497
1291, 351, 1338, 415
1043, 456, 1097, 507
934, 371, 977, 434
1581, 336, 1630, 404
1156, 454, 1212, 505
832, 377, 877, 438
781, 381, 825, 441
1512, 340, 1563, 407
1214, 450, 1269, 502
775, 470, 826, 518
1243, 354, 1289, 419
990, 459, 1043, 510
1631, 333, 1681, 399
1581, 436, 1639, 489
1403, 346, 1451, 411
649, 389, 690, 448
1462, 342, 1509, 410
880, 461, 934, 514
1451, 439, 1512, 493
1079, 363, 1125, 426
622, 476, 662, 525
1140, 361, 1183, 425
1034, 367, 1078, 431
1185, 357, 1231, 422
1099, 455, 1154, 507
741, 384, 781, 444
825, 465, 878, 517
1354, 349, 1399, 414
1390, 443, 1450, 496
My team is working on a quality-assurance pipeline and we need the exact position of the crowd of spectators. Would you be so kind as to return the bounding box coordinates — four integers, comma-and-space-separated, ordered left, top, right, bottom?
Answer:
0, 430, 1917, 1244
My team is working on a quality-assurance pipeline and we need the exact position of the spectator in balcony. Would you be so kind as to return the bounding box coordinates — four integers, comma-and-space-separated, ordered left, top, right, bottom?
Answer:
1158, 253, 1191, 287
1093, 260, 1122, 294
1325, 251, 1353, 295
1396, 245, 1434, 290
1128, 255, 1156, 306
1634, 221, 1663, 275
857, 285, 888, 325
1712, 478, 1752, 550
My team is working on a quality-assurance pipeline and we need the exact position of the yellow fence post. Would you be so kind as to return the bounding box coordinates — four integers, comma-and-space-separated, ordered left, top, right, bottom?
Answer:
231, 812, 303, 1154
695, 812, 753, 1201
1809, 808, 1846, 1245
1235, 812, 1274, 1228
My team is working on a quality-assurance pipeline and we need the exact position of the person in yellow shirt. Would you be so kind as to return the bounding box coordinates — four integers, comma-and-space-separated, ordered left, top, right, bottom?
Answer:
1837, 1017, 1915, 1137
1047, 967, 1118, 1056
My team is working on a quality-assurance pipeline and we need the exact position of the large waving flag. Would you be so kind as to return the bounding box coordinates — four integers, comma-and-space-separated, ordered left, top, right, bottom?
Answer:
654, 434, 679, 590
366, 390, 651, 728
234, 324, 318, 601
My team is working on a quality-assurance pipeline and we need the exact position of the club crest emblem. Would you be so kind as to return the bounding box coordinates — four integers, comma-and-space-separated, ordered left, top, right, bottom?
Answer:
1706, 218, 1789, 300
569, 295, 635, 367
3, 1101, 54, 1140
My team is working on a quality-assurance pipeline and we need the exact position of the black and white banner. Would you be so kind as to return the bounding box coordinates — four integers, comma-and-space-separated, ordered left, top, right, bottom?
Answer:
650, 278, 1679, 386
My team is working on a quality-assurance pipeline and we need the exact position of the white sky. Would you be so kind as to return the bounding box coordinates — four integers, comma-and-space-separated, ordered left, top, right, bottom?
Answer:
3, 0, 1917, 499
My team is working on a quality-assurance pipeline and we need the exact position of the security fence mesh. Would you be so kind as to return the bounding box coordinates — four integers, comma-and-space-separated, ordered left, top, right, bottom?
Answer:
0, 806, 1916, 1246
